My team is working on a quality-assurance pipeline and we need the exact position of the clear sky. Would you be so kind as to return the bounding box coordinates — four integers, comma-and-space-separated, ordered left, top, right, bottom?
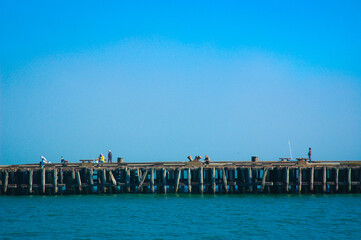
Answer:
1, 1, 361, 164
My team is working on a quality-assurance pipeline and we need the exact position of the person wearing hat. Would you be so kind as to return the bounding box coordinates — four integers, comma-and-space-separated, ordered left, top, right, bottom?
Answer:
40, 156, 47, 168
108, 150, 112, 163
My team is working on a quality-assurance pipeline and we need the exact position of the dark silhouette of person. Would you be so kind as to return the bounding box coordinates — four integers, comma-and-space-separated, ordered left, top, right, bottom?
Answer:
108, 150, 112, 163
308, 148, 312, 161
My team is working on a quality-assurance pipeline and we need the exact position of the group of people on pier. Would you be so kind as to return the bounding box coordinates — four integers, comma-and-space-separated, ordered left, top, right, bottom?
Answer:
187, 155, 211, 165
96, 150, 112, 163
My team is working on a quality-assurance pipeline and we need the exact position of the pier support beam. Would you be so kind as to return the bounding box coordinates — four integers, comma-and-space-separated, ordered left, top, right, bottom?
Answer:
187, 168, 192, 193
137, 170, 148, 192
298, 168, 302, 194
348, 168, 352, 192
285, 167, 289, 193
109, 171, 117, 186
322, 167, 327, 193
248, 168, 253, 193
76, 170, 82, 193
4, 170, 8, 194
199, 167, 203, 194
162, 168, 167, 194
229, 169, 234, 193
59, 170, 63, 185
28, 170, 33, 194
88, 168, 94, 193
125, 168, 130, 193
211, 168, 216, 194
101, 169, 107, 193
150, 168, 155, 193
335, 168, 339, 192
53, 169, 58, 194
261, 168, 268, 192
175, 169, 181, 193
310, 167, 314, 192
41, 168, 46, 194
222, 168, 228, 193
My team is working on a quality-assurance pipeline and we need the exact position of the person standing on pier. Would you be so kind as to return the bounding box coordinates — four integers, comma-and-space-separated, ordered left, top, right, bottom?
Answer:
40, 156, 47, 168
204, 155, 210, 165
108, 150, 112, 163
308, 148, 312, 162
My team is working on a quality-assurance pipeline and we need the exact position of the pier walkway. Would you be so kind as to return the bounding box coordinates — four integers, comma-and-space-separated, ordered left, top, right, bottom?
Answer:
1, 161, 361, 195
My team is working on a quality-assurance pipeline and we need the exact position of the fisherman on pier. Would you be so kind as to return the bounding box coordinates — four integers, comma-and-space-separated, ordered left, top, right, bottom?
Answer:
108, 150, 112, 163
204, 155, 210, 165
308, 148, 312, 162
40, 156, 47, 168
187, 155, 193, 161
98, 154, 105, 163
61, 156, 68, 165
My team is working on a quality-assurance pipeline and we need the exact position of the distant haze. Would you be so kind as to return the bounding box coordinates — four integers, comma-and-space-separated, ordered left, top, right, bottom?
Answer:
1, 1, 360, 164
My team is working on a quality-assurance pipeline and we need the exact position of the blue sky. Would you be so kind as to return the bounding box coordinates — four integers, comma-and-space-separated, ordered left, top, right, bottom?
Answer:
1, 1, 361, 164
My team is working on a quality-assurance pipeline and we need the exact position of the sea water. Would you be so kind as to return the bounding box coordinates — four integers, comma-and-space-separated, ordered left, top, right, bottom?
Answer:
0, 194, 360, 239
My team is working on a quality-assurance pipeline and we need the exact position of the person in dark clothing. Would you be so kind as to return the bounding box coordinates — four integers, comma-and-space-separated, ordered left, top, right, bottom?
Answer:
308, 148, 312, 162
61, 156, 68, 165
108, 150, 112, 163
204, 155, 210, 165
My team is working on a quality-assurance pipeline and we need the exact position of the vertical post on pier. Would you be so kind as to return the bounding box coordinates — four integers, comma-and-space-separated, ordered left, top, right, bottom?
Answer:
59, 170, 63, 184
101, 169, 107, 193
162, 168, 167, 194
359, 168, 361, 193
175, 169, 180, 193
322, 167, 327, 193
298, 168, 302, 194
261, 168, 268, 192
211, 167, 216, 194
41, 168, 46, 194
150, 168, 155, 193
347, 167, 352, 192
28, 170, 33, 194
72, 168, 75, 180
335, 168, 339, 192
310, 167, 314, 192
126, 168, 130, 193
222, 168, 228, 193
187, 168, 192, 193
229, 169, 234, 193
238, 168, 244, 193
76, 170, 82, 193
285, 167, 289, 193
109, 171, 117, 186
4, 170, 8, 193
137, 168, 142, 184
53, 169, 58, 194
88, 168, 93, 193
248, 168, 253, 193
199, 167, 204, 194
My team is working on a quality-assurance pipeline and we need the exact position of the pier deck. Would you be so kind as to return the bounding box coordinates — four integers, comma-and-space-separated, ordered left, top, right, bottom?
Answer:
1, 161, 361, 195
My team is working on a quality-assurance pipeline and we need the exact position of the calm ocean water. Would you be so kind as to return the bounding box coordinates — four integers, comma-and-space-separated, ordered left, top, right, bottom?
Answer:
0, 194, 360, 240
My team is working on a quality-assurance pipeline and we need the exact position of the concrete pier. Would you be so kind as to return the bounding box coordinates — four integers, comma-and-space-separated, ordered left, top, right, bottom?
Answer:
0, 160, 360, 195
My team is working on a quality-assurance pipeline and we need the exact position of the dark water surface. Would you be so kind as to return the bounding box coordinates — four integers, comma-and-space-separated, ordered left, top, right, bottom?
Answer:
0, 194, 360, 239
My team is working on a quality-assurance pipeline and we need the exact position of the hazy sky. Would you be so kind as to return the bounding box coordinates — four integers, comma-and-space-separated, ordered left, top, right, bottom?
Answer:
1, 1, 361, 164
